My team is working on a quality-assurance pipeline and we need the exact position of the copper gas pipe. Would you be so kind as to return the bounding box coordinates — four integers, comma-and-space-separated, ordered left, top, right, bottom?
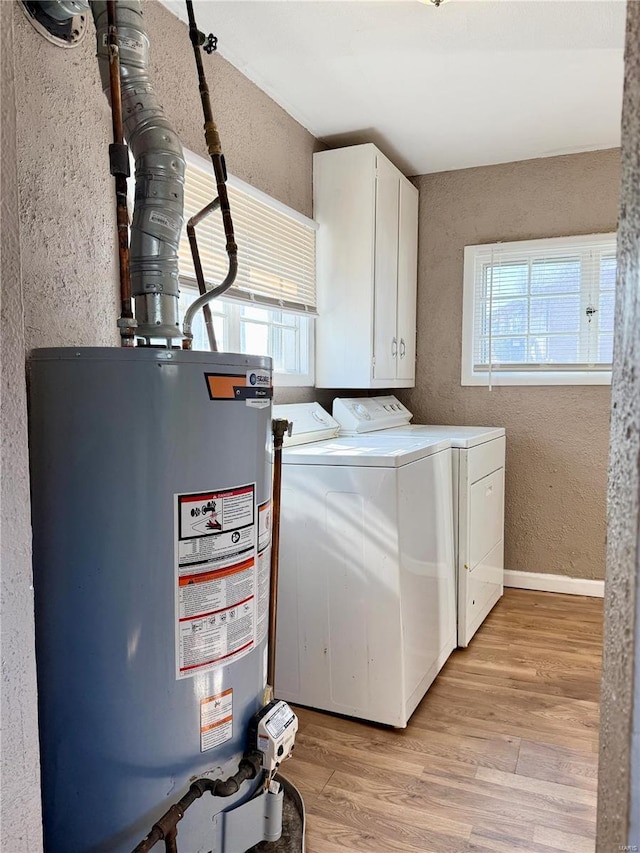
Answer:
267, 418, 292, 692
105, 0, 136, 345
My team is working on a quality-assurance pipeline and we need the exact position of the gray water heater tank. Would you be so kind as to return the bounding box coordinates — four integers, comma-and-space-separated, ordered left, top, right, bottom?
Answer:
29, 347, 273, 852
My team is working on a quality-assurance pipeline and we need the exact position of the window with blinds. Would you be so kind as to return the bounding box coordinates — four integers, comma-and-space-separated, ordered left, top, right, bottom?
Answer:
175, 152, 316, 385
462, 234, 617, 386
178, 154, 317, 315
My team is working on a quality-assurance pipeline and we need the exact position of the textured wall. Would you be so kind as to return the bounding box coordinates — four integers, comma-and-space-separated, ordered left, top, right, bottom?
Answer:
597, 3, 640, 848
13, 4, 119, 351
402, 149, 620, 581
1, 5, 44, 850
2, 2, 321, 849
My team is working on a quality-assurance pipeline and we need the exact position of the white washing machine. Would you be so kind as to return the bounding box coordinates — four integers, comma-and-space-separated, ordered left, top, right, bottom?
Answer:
333, 396, 506, 647
273, 402, 457, 728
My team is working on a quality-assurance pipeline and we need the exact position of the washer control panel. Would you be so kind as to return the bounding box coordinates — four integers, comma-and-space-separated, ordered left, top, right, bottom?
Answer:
332, 396, 412, 434
272, 402, 341, 446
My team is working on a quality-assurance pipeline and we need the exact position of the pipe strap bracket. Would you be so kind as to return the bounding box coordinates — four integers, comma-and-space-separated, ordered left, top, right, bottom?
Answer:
109, 142, 130, 177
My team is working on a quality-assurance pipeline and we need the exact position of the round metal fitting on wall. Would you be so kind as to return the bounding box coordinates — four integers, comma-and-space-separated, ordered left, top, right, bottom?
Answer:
20, 1, 89, 48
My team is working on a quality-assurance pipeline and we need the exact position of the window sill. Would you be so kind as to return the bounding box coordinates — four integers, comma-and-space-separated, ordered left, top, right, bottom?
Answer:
274, 371, 315, 388
462, 370, 612, 387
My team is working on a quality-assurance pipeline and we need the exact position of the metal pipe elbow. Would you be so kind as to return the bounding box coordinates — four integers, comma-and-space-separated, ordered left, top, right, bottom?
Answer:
182, 254, 238, 344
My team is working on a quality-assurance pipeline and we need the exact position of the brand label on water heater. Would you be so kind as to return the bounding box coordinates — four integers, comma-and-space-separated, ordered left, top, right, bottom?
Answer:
200, 689, 233, 752
174, 484, 258, 679
245, 370, 272, 409
204, 372, 273, 408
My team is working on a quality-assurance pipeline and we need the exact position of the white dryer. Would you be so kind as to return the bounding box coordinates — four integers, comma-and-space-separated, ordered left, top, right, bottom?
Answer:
273, 402, 456, 728
333, 396, 506, 647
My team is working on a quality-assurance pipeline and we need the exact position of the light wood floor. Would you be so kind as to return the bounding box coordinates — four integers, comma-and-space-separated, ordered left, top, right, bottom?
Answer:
282, 588, 603, 853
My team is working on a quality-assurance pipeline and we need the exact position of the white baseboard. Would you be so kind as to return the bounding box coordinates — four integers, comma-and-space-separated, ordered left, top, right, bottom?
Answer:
504, 570, 605, 598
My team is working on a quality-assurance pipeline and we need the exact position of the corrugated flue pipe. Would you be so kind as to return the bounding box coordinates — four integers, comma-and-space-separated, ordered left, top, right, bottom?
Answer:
91, 1, 185, 344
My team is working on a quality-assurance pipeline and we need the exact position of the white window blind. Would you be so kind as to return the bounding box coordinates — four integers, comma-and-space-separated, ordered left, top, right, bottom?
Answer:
178, 155, 317, 316
462, 234, 617, 386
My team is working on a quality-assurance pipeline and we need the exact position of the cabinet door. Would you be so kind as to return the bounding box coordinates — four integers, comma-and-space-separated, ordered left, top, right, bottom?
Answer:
314, 146, 377, 388
373, 156, 400, 381
397, 179, 418, 382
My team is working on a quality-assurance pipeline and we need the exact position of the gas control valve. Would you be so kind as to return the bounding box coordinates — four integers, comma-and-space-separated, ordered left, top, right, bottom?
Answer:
248, 700, 298, 780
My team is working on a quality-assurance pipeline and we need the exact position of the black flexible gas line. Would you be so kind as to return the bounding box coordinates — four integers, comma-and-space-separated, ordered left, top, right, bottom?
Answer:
130, 753, 261, 853
182, 0, 238, 349
185, 1, 236, 260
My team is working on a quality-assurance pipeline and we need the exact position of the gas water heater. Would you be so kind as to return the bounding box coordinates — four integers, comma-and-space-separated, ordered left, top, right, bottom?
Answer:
30, 348, 295, 852
26, 1, 299, 848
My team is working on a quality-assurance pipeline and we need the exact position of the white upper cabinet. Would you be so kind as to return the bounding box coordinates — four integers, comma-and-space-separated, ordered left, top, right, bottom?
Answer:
314, 144, 419, 389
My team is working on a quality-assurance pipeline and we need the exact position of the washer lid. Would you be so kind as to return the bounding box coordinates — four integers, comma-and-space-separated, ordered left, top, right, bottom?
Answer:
281, 434, 451, 467
272, 402, 340, 446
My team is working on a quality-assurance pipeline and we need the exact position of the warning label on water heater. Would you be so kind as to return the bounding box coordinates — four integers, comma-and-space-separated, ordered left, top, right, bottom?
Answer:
200, 689, 233, 752
175, 485, 257, 679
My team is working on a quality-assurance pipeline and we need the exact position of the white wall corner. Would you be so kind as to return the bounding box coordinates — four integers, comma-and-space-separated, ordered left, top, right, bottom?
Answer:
504, 569, 605, 598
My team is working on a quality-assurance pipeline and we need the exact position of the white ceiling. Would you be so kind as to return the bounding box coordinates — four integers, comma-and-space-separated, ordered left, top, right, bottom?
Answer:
162, 0, 626, 175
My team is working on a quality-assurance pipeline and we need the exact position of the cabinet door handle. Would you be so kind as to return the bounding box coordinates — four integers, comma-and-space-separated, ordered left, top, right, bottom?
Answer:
400, 338, 406, 359
392, 337, 398, 358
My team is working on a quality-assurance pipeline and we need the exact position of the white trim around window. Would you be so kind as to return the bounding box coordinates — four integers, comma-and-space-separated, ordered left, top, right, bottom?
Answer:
462, 233, 617, 386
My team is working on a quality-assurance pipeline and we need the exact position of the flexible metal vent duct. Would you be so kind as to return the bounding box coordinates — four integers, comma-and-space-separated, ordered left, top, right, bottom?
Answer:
91, 0, 185, 342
